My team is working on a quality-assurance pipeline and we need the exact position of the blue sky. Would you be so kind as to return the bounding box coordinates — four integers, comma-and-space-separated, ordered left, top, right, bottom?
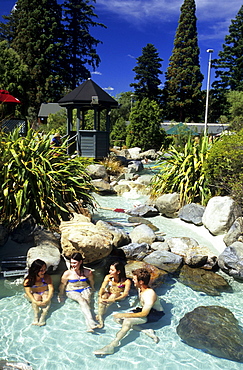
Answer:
1, 0, 242, 96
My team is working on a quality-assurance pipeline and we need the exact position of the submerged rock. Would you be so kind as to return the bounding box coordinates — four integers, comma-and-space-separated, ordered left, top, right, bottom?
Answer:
128, 216, 159, 232
177, 305, 243, 362
178, 265, 232, 296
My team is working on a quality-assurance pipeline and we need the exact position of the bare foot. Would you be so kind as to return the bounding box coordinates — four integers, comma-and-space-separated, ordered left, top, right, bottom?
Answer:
93, 344, 115, 355
143, 329, 160, 343
32, 321, 39, 326
38, 321, 46, 326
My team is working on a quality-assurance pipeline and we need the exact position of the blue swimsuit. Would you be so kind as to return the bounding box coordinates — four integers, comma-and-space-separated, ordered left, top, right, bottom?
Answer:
66, 277, 91, 293
31, 278, 48, 295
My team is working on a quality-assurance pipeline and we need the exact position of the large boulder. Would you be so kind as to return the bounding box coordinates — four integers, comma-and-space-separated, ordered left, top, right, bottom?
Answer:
155, 193, 180, 218
139, 149, 158, 160
86, 164, 109, 181
127, 160, 144, 173
178, 203, 205, 226
178, 265, 232, 296
127, 147, 141, 159
143, 250, 183, 274
166, 237, 218, 269
218, 242, 243, 280
129, 224, 157, 245
177, 305, 243, 362
125, 260, 167, 288
59, 213, 113, 263
27, 229, 61, 272
120, 242, 150, 260
202, 196, 242, 236
95, 220, 131, 247
223, 217, 243, 246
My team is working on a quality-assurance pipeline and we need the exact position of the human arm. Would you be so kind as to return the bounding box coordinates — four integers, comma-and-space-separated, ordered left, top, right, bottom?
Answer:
98, 275, 110, 299
40, 275, 54, 306
85, 268, 95, 291
57, 271, 69, 302
102, 279, 131, 304
113, 288, 157, 319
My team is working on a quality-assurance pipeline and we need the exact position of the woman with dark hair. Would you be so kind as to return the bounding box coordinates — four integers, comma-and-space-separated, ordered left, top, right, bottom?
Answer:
97, 261, 131, 328
58, 252, 98, 332
24, 259, 54, 326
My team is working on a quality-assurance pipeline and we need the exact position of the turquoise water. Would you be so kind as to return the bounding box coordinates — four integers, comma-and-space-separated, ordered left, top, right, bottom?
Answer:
1, 193, 243, 369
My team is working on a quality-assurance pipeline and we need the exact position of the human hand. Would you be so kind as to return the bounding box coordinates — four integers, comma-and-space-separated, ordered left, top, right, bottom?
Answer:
57, 295, 64, 303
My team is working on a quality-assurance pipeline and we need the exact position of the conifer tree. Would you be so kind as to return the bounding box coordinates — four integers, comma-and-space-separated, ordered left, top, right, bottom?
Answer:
130, 43, 163, 103
4, 0, 66, 111
164, 0, 203, 122
62, 0, 105, 89
213, 5, 243, 91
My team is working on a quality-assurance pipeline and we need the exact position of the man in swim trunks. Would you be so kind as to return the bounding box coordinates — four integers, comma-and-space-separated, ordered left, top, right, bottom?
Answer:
93, 268, 164, 355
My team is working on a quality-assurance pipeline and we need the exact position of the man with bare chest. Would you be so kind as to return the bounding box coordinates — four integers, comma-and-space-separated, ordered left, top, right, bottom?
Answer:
94, 268, 164, 355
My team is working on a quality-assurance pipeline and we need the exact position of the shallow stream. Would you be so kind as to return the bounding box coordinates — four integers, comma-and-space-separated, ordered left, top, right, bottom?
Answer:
1, 191, 243, 369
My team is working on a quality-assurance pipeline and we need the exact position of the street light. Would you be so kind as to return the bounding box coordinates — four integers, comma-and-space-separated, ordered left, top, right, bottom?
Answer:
130, 94, 134, 110
204, 49, 214, 135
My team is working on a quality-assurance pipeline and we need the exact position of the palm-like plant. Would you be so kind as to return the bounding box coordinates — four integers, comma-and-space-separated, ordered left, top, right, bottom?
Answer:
150, 135, 212, 205
0, 127, 94, 229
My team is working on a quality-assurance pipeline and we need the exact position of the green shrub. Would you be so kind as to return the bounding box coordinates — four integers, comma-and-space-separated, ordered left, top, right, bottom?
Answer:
150, 135, 211, 205
205, 129, 243, 206
0, 126, 94, 229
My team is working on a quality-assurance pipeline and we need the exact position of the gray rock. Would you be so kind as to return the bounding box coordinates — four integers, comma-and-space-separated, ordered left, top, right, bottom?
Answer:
120, 242, 150, 260
127, 160, 144, 172
151, 241, 170, 251
223, 217, 243, 246
86, 164, 109, 181
125, 260, 167, 288
11, 215, 37, 243
126, 205, 159, 218
202, 196, 242, 235
113, 183, 131, 196
127, 147, 141, 159
96, 220, 131, 247
178, 265, 232, 296
155, 193, 180, 218
218, 242, 243, 280
27, 244, 61, 273
91, 179, 115, 194
177, 306, 243, 362
178, 203, 205, 226
143, 250, 183, 273
129, 224, 157, 245
127, 217, 159, 231
139, 149, 159, 160
135, 174, 153, 185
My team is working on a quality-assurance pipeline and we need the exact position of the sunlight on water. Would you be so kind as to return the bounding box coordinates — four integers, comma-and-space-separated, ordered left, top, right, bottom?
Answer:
1, 192, 243, 369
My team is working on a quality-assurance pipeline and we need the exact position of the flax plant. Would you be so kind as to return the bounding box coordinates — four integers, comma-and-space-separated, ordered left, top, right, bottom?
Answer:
0, 126, 94, 229
150, 135, 212, 205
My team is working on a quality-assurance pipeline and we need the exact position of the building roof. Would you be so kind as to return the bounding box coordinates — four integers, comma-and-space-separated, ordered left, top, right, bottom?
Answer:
38, 103, 63, 118
58, 79, 118, 108
1, 118, 26, 133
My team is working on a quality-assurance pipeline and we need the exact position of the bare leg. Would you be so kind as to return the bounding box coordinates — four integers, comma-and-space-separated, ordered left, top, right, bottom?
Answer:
31, 302, 40, 325
96, 293, 115, 328
67, 290, 97, 332
133, 325, 159, 343
38, 303, 51, 326
93, 317, 147, 355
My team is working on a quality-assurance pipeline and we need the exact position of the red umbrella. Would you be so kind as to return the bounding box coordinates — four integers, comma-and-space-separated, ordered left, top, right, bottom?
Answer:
0, 90, 21, 104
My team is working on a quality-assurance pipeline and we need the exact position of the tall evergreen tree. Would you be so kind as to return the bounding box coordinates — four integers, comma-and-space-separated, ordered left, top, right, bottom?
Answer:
5, 0, 66, 111
130, 43, 163, 103
62, 0, 105, 89
164, 0, 203, 122
213, 5, 243, 91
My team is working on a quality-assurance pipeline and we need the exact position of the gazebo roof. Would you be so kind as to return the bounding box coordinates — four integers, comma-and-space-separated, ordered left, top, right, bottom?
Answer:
58, 79, 118, 108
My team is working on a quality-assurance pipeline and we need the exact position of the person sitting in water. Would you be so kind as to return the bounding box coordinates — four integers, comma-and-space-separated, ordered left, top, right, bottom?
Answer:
58, 252, 98, 332
96, 261, 131, 328
94, 268, 164, 356
24, 259, 54, 326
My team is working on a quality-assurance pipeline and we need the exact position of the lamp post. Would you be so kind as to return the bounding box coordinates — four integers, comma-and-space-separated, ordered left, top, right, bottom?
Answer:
204, 49, 214, 135
130, 94, 134, 110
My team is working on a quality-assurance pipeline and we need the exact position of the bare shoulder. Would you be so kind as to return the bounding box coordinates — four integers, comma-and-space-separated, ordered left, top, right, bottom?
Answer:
143, 287, 157, 300
84, 267, 93, 277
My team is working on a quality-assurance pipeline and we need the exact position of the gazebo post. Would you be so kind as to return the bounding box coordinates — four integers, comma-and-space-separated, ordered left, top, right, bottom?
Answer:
76, 107, 81, 156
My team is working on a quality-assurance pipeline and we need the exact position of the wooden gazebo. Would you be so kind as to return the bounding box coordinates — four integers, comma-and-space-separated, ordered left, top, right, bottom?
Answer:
58, 79, 118, 159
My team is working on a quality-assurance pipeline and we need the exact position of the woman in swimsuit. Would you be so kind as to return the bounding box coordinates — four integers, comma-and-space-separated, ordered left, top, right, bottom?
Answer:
24, 259, 54, 326
58, 252, 98, 332
97, 261, 131, 328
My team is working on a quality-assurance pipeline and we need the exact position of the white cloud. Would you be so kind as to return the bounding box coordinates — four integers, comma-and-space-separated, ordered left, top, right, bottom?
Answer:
91, 71, 102, 75
128, 54, 136, 59
103, 86, 115, 91
96, 0, 242, 24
